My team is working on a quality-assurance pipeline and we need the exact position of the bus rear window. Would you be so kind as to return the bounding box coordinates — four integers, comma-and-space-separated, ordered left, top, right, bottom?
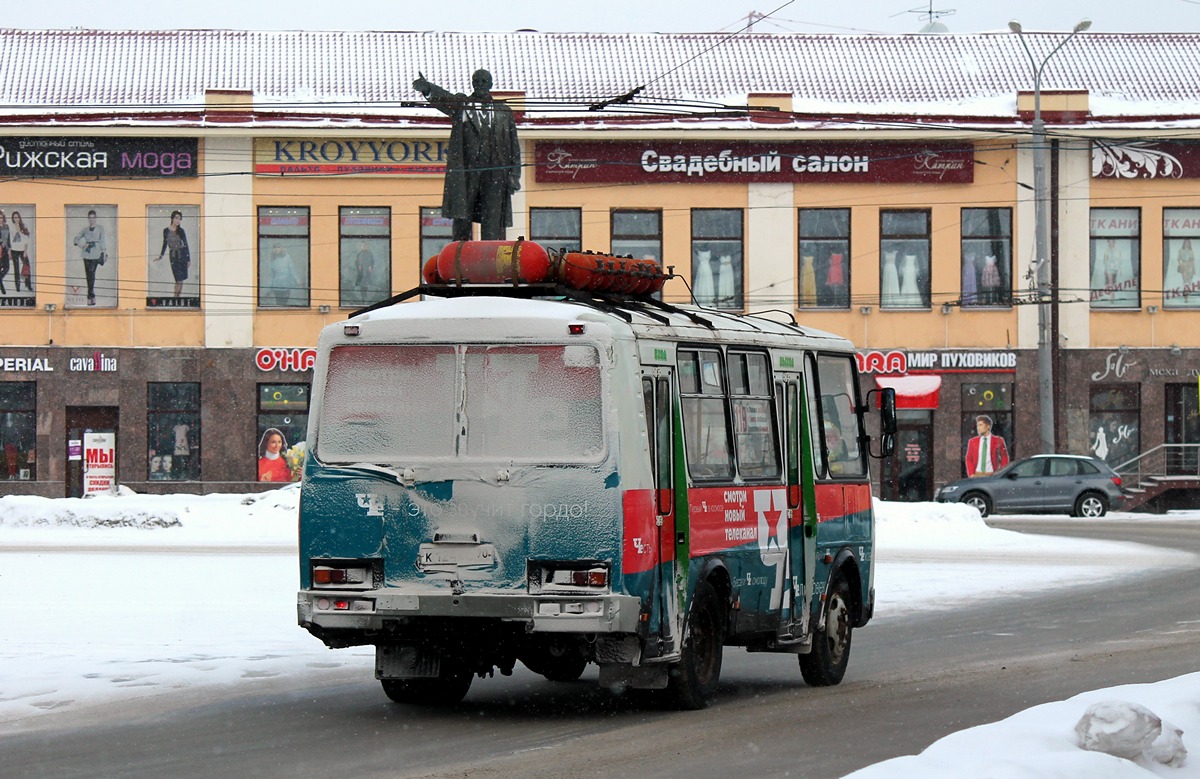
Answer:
317, 344, 604, 463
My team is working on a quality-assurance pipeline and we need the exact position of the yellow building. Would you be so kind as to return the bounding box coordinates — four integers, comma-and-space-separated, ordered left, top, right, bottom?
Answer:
0, 30, 1197, 500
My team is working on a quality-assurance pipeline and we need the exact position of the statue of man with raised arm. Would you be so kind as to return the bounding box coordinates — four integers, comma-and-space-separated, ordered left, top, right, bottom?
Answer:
412, 69, 522, 241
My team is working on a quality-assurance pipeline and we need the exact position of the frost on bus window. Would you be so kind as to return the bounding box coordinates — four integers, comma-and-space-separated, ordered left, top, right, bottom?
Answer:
318, 345, 457, 461
463, 345, 603, 461
679, 349, 733, 479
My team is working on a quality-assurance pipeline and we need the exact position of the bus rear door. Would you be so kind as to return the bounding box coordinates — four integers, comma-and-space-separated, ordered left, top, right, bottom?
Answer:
642, 370, 679, 656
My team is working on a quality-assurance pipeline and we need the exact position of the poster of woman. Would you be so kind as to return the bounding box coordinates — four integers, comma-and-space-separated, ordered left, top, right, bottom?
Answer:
65, 205, 119, 308
0, 204, 35, 308
146, 205, 200, 307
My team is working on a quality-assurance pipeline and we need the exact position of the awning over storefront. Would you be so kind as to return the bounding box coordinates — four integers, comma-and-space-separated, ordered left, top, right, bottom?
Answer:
874, 375, 942, 409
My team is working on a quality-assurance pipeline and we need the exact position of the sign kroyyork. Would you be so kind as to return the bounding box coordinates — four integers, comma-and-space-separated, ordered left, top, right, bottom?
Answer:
0, 137, 198, 178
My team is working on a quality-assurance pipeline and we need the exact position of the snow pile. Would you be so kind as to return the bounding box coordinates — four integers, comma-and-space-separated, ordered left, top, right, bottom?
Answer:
0, 491, 182, 529
1076, 700, 1188, 767
848, 674, 1199, 778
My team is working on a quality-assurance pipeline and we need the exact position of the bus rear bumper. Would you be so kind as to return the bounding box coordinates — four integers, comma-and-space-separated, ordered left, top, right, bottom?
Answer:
298, 589, 643, 634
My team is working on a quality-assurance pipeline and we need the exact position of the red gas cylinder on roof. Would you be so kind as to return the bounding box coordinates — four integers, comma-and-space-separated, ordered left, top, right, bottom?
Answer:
435, 240, 552, 285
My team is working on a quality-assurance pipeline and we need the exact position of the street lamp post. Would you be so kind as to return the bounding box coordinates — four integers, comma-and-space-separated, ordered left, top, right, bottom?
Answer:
1009, 19, 1091, 454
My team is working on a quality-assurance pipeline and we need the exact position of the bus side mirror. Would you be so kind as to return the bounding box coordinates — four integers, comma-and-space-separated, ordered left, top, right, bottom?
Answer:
866, 387, 897, 458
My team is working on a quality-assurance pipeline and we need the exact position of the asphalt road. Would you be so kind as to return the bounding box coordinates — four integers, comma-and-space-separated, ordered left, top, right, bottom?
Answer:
4, 519, 1198, 779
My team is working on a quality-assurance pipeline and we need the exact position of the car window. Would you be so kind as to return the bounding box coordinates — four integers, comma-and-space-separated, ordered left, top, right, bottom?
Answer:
1078, 460, 1101, 475
1010, 459, 1045, 478
1047, 458, 1077, 477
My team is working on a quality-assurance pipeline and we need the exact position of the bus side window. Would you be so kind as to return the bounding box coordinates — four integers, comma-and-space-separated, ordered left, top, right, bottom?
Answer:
729, 351, 780, 479
678, 349, 732, 479
812, 354, 868, 479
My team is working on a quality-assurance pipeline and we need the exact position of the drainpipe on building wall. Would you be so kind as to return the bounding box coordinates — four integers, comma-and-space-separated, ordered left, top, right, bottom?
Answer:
1051, 139, 1062, 452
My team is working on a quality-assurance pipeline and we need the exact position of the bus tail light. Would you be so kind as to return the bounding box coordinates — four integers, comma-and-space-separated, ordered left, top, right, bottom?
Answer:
313, 565, 369, 586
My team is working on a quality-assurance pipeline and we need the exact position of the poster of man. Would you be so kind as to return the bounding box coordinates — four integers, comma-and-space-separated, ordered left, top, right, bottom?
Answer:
146, 205, 200, 307
65, 205, 119, 308
965, 414, 1010, 477
0, 204, 35, 308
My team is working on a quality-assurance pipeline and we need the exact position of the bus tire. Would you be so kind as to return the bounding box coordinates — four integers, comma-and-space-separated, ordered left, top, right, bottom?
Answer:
667, 579, 725, 710
800, 571, 853, 687
381, 665, 472, 706
541, 653, 588, 682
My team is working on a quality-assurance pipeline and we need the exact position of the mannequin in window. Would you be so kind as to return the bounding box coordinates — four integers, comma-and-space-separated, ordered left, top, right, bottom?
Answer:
799, 254, 818, 306
965, 415, 1009, 477
692, 249, 715, 306
881, 250, 900, 306
900, 253, 921, 306
825, 252, 846, 305
717, 254, 736, 307
961, 252, 978, 305
1103, 238, 1120, 288
979, 254, 1001, 305
1178, 238, 1195, 297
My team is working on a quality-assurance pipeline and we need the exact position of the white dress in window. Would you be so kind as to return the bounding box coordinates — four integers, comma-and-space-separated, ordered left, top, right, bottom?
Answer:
881, 251, 900, 306
900, 254, 921, 306
693, 249, 715, 305
717, 255, 736, 305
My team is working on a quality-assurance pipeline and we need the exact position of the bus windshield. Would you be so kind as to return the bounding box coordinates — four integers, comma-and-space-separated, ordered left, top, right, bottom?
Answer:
317, 343, 604, 464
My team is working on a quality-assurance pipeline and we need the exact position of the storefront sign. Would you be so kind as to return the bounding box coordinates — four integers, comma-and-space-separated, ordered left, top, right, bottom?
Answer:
1090, 351, 1136, 381
535, 141, 974, 185
256, 347, 317, 372
68, 351, 118, 372
0, 356, 54, 372
857, 349, 1016, 374
254, 138, 449, 176
0, 137, 197, 178
83, 432, 117, 495
1092, 141, 1200, 179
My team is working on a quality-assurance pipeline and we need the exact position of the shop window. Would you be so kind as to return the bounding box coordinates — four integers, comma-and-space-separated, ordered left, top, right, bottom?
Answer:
880, 210, 930, 309
420, 207, 455, 273
798, 208, 850, 308
257, 383, 309, 483
0, 204, 37, 307
530, 208, 582, 252
692, 209, 744, 309
146, 205, 200, 308
1162, 209, 1200, 308
1089, 384, 1139, 469
728, 351, 780, 479
0, 382, 36, 480
65, 205, 119, 308
257, 206, 310, 308
1089, 208, 1140, 309
338, 206, 391, 308
960, 208, 1012, 307
678, 348, 732, 479
1164, 383, 1199, 474
612, 209, 663, 263
961, 383, 1014, 478
812, 353, 866, 479
147, 383, 200, 481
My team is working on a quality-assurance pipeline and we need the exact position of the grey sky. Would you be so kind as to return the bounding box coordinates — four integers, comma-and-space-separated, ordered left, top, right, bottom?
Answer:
4, 0, 1198, 33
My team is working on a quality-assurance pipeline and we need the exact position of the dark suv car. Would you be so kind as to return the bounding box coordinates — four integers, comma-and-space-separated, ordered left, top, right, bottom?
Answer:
935, 454, 1125, 518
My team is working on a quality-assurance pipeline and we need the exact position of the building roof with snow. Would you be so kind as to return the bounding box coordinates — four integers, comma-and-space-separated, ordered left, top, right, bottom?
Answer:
1, 29, 1199, 128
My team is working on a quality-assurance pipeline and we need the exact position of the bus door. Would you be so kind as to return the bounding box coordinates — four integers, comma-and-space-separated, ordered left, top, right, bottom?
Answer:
776, 376, 814, 640
642, 371, 678, 655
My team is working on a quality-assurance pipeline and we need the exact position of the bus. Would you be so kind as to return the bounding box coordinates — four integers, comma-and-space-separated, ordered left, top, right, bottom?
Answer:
297, 241, 896, 709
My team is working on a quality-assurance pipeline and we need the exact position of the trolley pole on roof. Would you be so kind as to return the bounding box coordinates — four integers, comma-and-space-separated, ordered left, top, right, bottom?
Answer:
1009, 18, 1091, 454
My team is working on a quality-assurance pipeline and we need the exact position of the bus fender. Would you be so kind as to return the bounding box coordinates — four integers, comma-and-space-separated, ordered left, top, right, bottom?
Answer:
821, 548, 865, 629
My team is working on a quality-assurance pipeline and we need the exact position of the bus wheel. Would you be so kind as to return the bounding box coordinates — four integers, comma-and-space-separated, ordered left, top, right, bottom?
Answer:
668, 580, 725, 710
800, 572, 852, 687
541, 653, 588, 682
381, 665, 472, 706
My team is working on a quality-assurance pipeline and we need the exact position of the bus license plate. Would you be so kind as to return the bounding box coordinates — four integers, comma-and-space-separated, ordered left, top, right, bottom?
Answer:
416, 543, 498, 572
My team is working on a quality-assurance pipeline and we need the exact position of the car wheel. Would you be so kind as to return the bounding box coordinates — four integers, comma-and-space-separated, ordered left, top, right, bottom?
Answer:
1073, 492, 1108, 518
962, 491, 992, 518
799, 570, 853, 687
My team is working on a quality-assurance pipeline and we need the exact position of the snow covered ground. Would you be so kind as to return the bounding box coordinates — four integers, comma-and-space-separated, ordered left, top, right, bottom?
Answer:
1, 488, 1197, 776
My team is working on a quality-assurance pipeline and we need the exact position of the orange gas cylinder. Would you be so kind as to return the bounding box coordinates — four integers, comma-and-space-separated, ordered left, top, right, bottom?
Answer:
557, 252, 606, 291
421, 255, 441, 285
436, 240, 551, 285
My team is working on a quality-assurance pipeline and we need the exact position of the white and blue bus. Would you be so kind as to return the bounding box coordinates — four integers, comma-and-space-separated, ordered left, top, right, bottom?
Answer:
297, 241, 896, 709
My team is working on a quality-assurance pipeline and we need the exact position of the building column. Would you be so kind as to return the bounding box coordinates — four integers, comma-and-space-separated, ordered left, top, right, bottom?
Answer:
746, 183, 795, 314
203, 136, 255, 348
